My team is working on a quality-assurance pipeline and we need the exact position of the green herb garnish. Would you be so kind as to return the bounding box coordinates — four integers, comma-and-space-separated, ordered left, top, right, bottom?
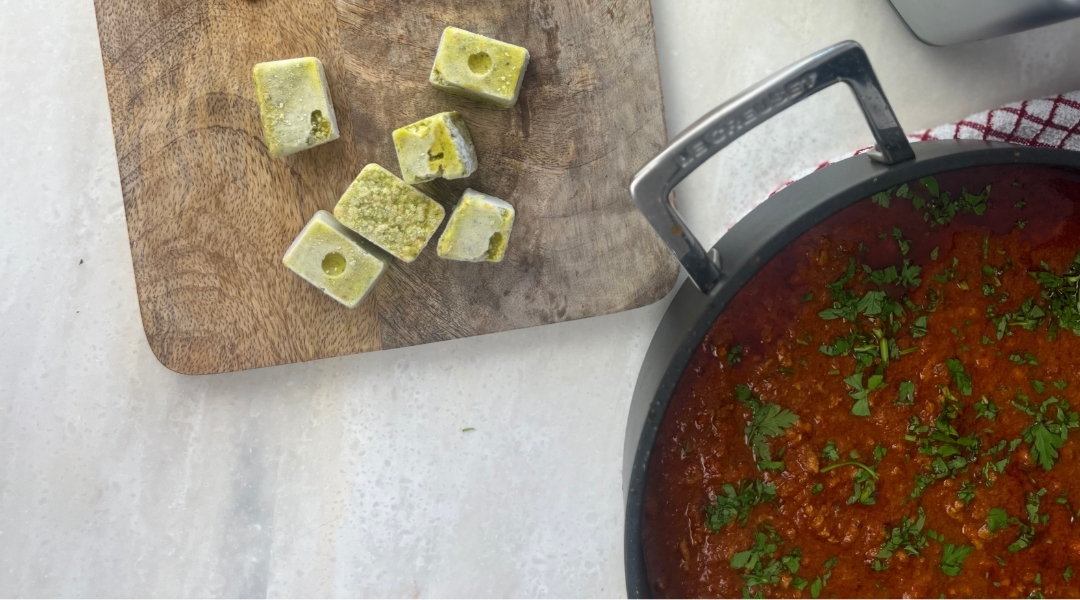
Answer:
871, 507, 928, 571
1008, 520, 1036, 553
736, 385, 800, 471
821, 441, 840, 462
975, 397, 999, 421
705, 479, 777, 531
844, 371, 885, 416
1026, 488, 1048, 525
958, 481, 976, 505
1015, 397, 1080, 471
911, 315, 928, 338
896, 380, 915, 406
946, 358, 973, 395
1031, 253, 1080, 338
820, 444, 885, 506
987, 508, 1009, 533
939, 542, 973, 577
1009, 351, 1039, 366
729, 524, 803, 598
893, 227, 911, 256
809, 557, 838, 599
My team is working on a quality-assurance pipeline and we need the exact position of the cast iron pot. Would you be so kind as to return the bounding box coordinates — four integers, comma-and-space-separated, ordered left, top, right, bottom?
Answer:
622, 40, 1080, 597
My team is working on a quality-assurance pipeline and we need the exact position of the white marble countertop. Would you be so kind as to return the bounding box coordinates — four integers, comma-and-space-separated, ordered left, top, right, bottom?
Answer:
3, 1, 1080, 596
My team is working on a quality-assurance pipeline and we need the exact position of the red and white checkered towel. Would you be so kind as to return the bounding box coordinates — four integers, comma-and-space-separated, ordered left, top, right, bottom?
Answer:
773, 91, 1080, 195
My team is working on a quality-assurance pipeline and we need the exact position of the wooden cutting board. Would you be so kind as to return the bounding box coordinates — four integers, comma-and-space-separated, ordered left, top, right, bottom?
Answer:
93, 0, 677, 375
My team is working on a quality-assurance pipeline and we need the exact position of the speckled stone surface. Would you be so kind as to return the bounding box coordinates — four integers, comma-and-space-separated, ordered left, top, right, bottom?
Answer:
3, 1, 1080, 596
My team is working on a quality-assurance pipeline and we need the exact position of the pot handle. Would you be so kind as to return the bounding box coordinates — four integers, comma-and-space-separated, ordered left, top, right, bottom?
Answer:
630, 41, 914, 293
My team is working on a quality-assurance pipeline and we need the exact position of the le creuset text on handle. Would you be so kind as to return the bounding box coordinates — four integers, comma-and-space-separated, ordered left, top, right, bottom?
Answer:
630, 40, 915, 293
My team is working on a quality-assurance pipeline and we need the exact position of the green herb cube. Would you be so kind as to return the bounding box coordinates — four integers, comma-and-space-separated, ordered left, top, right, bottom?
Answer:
392, 111, 478, 185
333, 164, 446, 263
437, 189, 515, 262
282, 211, 388, 308
429, 27, 530, 108
253, 57, 340, 158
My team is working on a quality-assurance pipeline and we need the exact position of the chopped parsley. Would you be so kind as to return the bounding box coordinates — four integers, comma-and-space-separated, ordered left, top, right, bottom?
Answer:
729, 524, 802, 598
993, 297, 1046, 339
809, 557, 839, 599
893, 227, 911, 256
907, 396, 980, 498
1031, 253, 1080, 338
871, 507, 928, 571
920, 176, 940, 197
901, 177, 989, 226
974, 397, 999, 421
939, 542, 974, 576
735, 385, 799, 471
844, 371, 886, 416
727, 345, 744, 365
1066, 566, 1074, 582
820, 444, 885, 505
946, 358, 973, 395
821, 441, 840, 462
987, 508, 1009, 534
911, 315, 928, 338
705, 479, 776, 531
896, 380, 915, 406
1009, 351, 1039, 366
958, 481, 976, 505
1027, 488, 1049, 525
1012, 396, 1080, 471
1008, 520, 1036, 553
1055, 492, 1077, 517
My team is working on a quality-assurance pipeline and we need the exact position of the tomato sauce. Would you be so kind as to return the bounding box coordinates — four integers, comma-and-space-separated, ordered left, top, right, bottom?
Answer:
642, 165, 1080, 598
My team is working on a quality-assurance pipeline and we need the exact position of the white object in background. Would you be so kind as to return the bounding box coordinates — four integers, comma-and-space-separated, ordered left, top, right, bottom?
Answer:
889, 0, 1080, 45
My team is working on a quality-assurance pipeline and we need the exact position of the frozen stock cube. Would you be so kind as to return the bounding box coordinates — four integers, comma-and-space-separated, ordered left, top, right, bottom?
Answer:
333, 164, 446, 263
437, 189, 515, 262
392, 111, 478, 185
282, 211, 388, 308
253, 57, 340, 158
429, 27, 530, 109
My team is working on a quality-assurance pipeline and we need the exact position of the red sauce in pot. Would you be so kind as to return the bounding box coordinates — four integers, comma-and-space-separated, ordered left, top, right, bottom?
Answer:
642, 165, 1080, 598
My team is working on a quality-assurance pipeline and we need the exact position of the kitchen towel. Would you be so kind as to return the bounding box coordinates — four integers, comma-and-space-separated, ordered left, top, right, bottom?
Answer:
774, 91, 1080, 195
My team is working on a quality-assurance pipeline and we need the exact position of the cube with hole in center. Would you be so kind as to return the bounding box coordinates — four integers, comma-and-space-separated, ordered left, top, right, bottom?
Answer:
253, 57, 340, 158
282, 211, 388, 308
437, 189, 515, 263
333, 164, 446, 263
429, 27, 530, 108
392, 111, 478, 185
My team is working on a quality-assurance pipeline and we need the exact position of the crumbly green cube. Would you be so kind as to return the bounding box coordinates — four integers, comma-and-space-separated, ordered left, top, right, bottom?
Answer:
437, 189, 515, 262
282, 211, 388, 308
333, 164, 446, 263
392, 111, 478, 185
429, 27, 530, 109
253, 57, 340, 158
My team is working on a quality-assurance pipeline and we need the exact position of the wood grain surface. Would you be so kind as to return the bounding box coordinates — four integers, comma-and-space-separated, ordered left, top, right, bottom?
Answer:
94, 0, 677, 375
